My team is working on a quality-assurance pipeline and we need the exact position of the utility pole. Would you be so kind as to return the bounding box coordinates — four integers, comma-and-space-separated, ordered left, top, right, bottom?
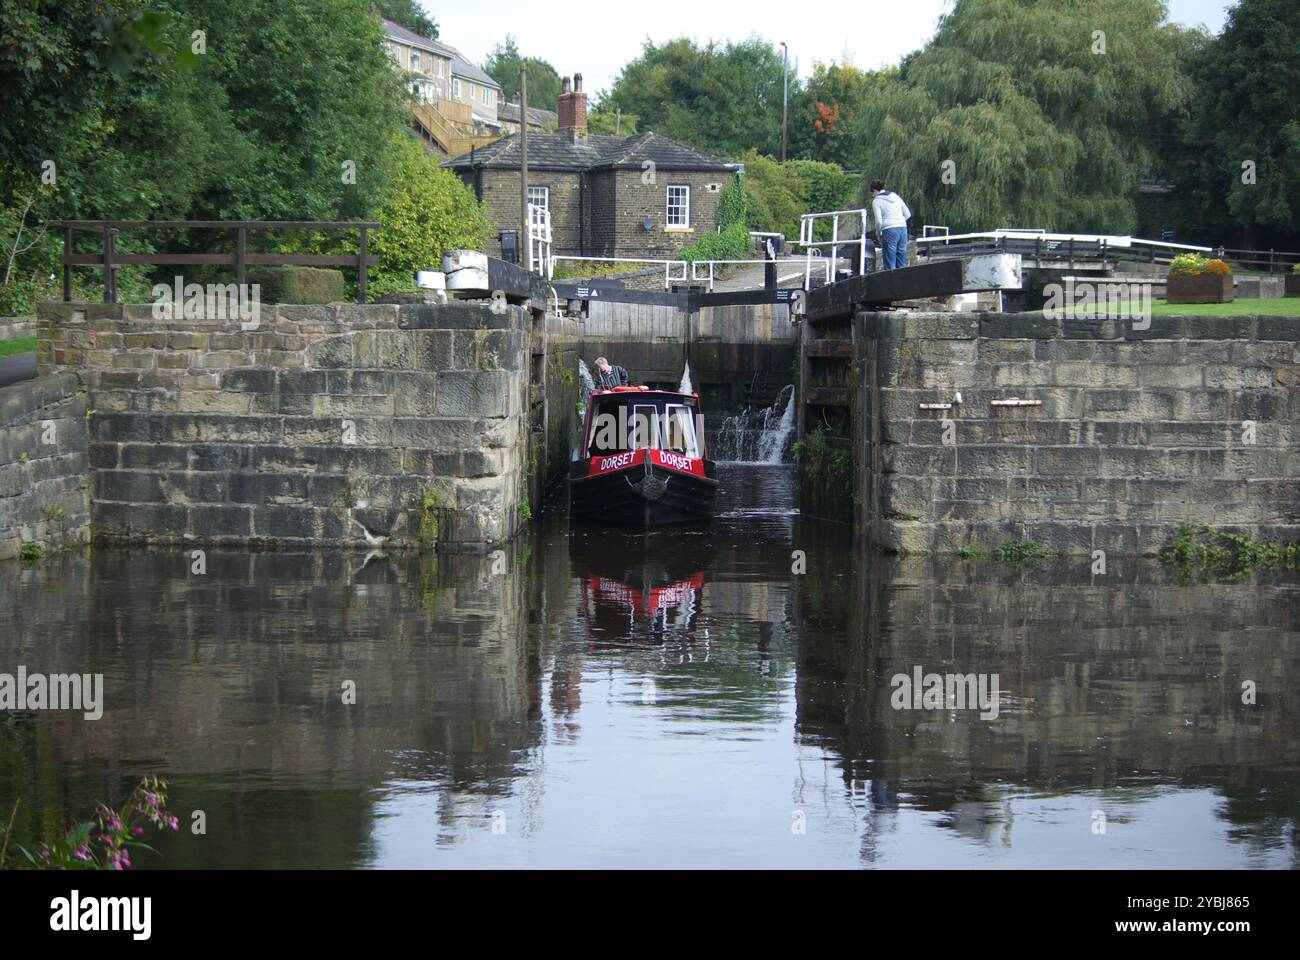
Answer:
780, 42, 788, 163
520, 63, 529, 265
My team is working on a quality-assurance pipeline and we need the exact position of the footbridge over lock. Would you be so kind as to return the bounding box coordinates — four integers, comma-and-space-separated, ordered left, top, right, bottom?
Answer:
536, 204, 1025, 425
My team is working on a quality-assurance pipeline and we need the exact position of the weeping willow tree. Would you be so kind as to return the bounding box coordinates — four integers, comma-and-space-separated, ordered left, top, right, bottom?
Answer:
856, 0, 1199, 233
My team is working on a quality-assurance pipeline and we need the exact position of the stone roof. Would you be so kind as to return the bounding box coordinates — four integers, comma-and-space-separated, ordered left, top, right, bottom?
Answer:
380, 19, 501, 90
498, 102, 559, 128
381, 19, 455, 58
444, 131, 734, 173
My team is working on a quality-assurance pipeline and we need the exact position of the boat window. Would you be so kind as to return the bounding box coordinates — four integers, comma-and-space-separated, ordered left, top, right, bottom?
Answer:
663, 404, 700, 458
588, 401, 630, 456
630, 404, 659, 450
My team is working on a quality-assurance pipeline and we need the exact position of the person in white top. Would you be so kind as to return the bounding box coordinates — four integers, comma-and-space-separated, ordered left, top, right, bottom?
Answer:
870, 179, 912, 270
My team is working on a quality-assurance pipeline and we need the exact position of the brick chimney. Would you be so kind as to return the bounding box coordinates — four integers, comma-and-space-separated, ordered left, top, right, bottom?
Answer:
557, 73, 587, 139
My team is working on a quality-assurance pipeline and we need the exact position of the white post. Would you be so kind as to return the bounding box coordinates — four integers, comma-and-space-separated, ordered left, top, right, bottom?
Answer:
830, 214, 839, 280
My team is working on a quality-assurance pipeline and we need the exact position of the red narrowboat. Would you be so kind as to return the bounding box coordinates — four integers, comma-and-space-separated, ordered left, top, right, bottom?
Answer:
570, 386, 718, 526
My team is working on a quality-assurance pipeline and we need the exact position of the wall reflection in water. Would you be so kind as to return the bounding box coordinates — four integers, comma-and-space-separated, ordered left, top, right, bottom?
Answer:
0, 464, 1295, 867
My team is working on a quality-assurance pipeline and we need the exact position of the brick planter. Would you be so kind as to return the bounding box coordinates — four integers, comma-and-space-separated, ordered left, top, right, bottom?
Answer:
1166, 273, 1234, 304
1285, 274, 1300, 297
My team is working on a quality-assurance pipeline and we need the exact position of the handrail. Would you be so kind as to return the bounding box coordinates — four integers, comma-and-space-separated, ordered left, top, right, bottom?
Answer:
797, 208, 870, 288
913, 230, 1215, 254
50, 220, 379, 304
527, 203, 552, 279
409, 100, 493, 157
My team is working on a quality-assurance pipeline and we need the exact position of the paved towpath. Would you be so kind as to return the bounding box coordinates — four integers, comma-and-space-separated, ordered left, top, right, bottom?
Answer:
0, 351, 37, 388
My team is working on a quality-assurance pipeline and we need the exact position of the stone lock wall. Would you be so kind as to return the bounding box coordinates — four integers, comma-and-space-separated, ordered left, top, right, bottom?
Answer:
852, 311, 1300, 555
0, 371, 91, 560
37, 299, 531, 550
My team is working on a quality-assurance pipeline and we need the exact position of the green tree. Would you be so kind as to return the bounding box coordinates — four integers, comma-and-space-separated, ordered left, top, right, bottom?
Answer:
367, 134, 492, 292
1169, 0, 1300, 247
855, 0, 1197, 233
0, 0, 410, 311
189, 0, 405, 221
787, 61, 896, 168
599, 36, 792, 158
484, 36, 563, 112
587, 110, 637, 135
374, 0, 438, 40
738, 152, 807, 241
733, 152, 856, 242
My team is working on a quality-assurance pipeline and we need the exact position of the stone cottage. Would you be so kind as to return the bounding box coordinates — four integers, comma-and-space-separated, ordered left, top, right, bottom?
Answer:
444, 75, 738, 260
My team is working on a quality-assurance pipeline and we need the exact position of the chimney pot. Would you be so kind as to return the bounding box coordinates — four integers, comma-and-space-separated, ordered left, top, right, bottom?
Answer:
557, 70, 588, 138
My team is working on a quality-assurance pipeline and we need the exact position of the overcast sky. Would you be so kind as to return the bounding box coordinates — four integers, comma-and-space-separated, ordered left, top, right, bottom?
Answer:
429, 0, 1235, 98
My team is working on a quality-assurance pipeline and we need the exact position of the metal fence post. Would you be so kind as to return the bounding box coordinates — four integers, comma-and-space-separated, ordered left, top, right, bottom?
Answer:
62, 226, 72, 302
236, 226, 247, 306
358, 226, 368, 304
103, 226, 116, 304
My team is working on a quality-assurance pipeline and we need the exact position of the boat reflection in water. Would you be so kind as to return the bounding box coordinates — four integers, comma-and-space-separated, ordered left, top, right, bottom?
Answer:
570, 529, 708, 653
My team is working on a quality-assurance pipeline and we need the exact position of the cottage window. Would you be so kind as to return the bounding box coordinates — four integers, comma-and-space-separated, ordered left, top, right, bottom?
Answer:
452, 77, 461, 97
437, 59, 445, 78
666, 185, 690, 228
528, 186, 549, 211
410, 51, 420, 70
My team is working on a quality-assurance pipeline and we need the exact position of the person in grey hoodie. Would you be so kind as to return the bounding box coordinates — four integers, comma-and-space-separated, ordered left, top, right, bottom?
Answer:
870, 180, 912, 270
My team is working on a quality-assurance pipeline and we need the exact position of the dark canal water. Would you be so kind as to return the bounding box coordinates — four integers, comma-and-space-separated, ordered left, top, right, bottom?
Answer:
1, 463, 1297, 868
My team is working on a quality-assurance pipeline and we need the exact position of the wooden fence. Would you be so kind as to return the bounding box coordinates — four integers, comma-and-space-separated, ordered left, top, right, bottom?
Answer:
52, 220, 380, 303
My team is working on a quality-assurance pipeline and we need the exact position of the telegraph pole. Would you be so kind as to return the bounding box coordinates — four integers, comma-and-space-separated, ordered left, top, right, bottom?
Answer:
780, 42, 788, 163
520, 63, 529, 265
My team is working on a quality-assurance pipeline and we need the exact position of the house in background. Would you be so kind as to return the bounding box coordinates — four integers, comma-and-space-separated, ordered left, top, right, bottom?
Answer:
498, 101, 558, 135
381, 19, 502, 155
445, 74, 737, 261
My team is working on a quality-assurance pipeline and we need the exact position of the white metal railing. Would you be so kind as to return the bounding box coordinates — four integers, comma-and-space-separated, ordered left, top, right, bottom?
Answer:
548, 254, 824, 292
914, 230, 1214, 253
689, 258, 772, 291
549, 255, 688, 289
797, 208, 871, 289
527, 203, 552, 279
921, 224, 950, 239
